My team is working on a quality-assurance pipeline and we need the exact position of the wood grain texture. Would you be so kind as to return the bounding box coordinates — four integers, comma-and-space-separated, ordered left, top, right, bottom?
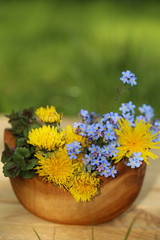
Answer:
4, 128, 16, 149
0, 117, 160, 239
6, 129, 146, 225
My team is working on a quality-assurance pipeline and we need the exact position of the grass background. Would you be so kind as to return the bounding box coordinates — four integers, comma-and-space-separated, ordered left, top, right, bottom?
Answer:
0, 0, 160, 117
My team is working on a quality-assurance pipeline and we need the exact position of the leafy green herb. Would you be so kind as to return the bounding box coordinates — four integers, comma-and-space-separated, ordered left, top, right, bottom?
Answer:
6, 107, 40, 139
3, 161, 20, 178
1, 107, 40, 179
2, 144, 37, 178
21, 170, 36, 179
1, 143, 14, 163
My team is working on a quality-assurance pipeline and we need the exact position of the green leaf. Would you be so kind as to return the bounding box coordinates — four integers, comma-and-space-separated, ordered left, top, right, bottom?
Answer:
47, 152, 51, 159
22, 159, 37, 171
44, 152, 52, 159
13, 153, 24, 162
16, 138, 27, 147
15, 147, 30, 158
23, 128, 29, 138
12, 153, 26, 170
23, 107, 34, 119
3, 162, 20, 177
1, 144, 14, 163
88, 166, 92, 174
57, 124, 62, 133
81, 165, 87, 172
124, 217, 136, 240
32, 228, 41, 240
28, 122, 40, 132
21, 170, 36, 179
19, 117, 28, 126
29, 146, 36, 155
52, 151, 58, 158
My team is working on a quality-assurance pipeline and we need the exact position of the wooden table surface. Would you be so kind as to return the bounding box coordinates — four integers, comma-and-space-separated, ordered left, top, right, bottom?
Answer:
0, 116, 160, 240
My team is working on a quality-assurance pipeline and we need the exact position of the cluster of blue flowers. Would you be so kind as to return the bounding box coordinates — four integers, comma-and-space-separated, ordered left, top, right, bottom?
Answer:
79, 109, 100, 124
150, 121, 160, 142
127, 152, 144, 168
66, 70, 160, 178
75, 112, 121, 146
83, 143, 118, 178
120, 70, 137, 86
69, 111, 121, 178
119, 101, 135, 126
138, 104, 154, 122
137, 104, 160, 142
66, 140, 82, 160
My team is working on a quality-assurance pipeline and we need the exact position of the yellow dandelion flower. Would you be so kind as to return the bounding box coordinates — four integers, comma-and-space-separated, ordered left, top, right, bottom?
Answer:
69, 171, 100, 202
114, 118, 160, 164
28, 125, 65, 151
35, 105, 62, 124
65, 125, 86, 147
73, 153, 85, 172
35, 149, 75, 188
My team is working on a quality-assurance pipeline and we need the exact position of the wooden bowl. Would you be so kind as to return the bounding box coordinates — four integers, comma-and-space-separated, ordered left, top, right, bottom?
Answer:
4, 129, 146, 225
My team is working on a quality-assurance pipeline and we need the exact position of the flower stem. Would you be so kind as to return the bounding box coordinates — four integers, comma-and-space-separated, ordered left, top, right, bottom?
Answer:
111, 85, 127, 112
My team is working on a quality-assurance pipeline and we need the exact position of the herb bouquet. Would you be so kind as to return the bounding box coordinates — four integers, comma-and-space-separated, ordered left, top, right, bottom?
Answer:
2, 71, 160, 225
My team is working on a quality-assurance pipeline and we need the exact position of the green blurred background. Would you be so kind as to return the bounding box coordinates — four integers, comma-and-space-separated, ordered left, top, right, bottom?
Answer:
0, 0, 160, 117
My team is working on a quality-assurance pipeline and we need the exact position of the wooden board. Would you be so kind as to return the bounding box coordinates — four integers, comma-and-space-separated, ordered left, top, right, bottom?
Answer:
0, 116, 160, 240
